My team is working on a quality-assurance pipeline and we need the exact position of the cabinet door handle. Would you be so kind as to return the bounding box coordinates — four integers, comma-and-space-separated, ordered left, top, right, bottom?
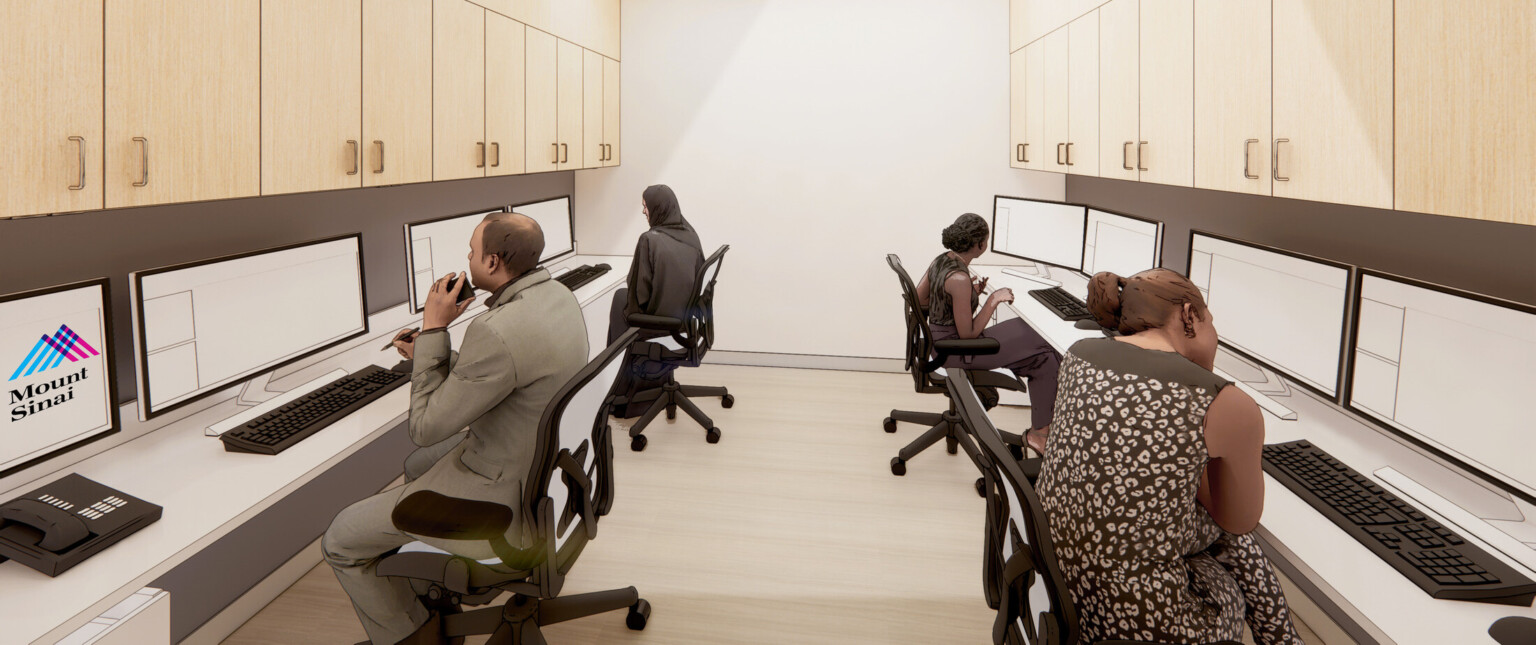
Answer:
374, 140, 385, 174
1065, 142, 1074, 166
1123, 141, 1134, 170
561, 143, 568, 164
1015, 143, 1023, 163
551, 143, 559, 164
132, 137, 148, 187
1056, 143, 1065, 165
491, 142, 500, 167
1137, 141, 1148, 171
477, 142, 486, 168
346, 140, 359, 175
1243, 139, 1259, 179
1022, 143, 1028, 163
69, 136, 86, 190
1273, 139, 1290, 181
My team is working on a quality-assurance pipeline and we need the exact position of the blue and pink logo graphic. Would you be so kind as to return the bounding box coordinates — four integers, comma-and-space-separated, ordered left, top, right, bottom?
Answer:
8, 325, 99, 382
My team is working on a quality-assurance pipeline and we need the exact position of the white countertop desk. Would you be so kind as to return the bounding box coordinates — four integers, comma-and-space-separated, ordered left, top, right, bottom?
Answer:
0, 255, 628, 645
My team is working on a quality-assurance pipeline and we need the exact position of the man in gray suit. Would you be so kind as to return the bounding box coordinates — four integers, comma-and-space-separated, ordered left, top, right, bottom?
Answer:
323, 212, 589, 645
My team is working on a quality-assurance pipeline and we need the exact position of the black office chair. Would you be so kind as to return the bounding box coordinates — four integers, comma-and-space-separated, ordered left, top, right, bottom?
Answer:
373, 330, 650, 645
947, 368, 1240, 645
883, 254, 1027, 484
620, 245, 733, 451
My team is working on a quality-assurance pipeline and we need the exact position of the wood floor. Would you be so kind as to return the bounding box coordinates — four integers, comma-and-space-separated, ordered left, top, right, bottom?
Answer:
222, 364, 1323, 645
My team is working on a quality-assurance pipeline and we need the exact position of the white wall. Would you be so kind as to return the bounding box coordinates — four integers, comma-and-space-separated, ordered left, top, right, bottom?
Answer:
576, 0, 1064, 361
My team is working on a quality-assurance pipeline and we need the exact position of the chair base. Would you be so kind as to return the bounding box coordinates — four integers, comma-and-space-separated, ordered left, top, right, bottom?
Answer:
431, 587, 648, 645
889, 406, 986, 487
625, 373, 731, 451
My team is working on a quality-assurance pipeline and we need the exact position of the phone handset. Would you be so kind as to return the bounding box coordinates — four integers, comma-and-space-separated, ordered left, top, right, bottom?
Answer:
0, 498, 90, 553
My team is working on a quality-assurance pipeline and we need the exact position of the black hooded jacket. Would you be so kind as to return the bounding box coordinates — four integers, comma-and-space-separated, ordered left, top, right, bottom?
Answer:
626, 184, 704, 322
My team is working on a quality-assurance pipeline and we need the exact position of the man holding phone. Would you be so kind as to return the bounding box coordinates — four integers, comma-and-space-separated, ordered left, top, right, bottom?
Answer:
323, 211, 589, 645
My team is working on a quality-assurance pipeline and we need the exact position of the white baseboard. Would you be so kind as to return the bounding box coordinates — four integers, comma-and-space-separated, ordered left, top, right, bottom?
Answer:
705, 350, 904, 373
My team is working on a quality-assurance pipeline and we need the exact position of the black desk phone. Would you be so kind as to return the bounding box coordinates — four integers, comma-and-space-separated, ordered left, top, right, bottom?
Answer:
0, 473, 162, 576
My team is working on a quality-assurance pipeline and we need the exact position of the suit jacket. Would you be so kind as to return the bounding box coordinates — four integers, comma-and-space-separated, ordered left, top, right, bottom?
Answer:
402, 268, 588, 551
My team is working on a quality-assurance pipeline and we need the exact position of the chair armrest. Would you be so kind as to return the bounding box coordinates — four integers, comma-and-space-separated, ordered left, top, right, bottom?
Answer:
971, 368, 1026, 393
921, 338, 1000, 373
392, 490, 514, 542
627, 313, 684, 332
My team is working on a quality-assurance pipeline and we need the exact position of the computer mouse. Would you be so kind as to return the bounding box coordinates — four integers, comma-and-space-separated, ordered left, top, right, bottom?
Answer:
1073, 319, 1102, 330
1489, 616, 1536, 645
594, 263, 611, 271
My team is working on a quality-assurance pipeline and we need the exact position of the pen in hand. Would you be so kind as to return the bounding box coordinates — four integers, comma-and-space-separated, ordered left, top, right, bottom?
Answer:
381, 328, 420, 351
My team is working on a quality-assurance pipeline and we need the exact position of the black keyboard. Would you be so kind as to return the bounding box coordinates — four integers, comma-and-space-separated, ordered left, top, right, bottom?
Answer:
1028, 287, 1092, 321
1262, 440, 1536, 606
221, 364, 409, 455
554, 264, 611, 291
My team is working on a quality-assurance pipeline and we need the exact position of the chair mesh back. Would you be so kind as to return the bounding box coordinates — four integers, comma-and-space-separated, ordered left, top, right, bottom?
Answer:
686, 245, 727, 358
886, 254, 938, 393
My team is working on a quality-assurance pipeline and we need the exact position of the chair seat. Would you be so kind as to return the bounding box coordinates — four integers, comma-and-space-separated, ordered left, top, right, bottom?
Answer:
650, 335, 683, 351
398, 540, 503, 566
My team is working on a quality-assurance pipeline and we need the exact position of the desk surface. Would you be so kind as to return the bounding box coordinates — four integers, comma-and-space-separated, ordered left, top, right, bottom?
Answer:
0, 255, 628, 645
971, 262, 1536, 645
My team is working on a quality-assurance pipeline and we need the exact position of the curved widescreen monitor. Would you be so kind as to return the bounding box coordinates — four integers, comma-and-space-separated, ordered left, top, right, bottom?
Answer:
1345, 270, 1536, 503
510, 195, 575, 265
990, 196, 1086, 271
1083, 207, 1163, 277
1, 279, 120, 478
404, 207, 506, 313
130, 235, 368, 421
1187, 231, 1351, 400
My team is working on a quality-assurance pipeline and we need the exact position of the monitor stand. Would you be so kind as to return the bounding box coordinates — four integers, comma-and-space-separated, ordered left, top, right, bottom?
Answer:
206, 367, 349, 437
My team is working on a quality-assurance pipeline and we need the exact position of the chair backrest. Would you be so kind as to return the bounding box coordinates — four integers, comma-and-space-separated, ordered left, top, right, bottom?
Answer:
948, 368, 1079, 645
682, 245, 728, 363
885, 254, 943, 395
523, 328, 639, 594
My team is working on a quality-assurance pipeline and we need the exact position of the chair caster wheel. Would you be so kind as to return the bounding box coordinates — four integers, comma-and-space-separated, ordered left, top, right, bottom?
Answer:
721, 394, 734, 409
975, 477, 986, 498
946, 439, 958, 455
882, 417, 897, 433
666, 407, 676, 420
705, 427, 721, 443
891, 457, 906, 476
630, 435, 648, 452
626, 599, 651, 630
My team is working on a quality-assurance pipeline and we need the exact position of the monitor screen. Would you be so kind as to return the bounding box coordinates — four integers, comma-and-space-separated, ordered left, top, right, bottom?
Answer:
130, 235, 368, 420
1187, 232, 1351, 399
990, 196, 1086, 271
1083, 208, 1163, 277
511, 195, 575, 265
1346, 271, 1536, 502
1, 279, 119, 478
404, 208, 505, 313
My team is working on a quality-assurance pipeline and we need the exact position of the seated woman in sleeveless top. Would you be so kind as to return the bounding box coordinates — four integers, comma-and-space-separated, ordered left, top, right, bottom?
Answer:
914, 213, 1061, 451
1037, 268, 1303, 645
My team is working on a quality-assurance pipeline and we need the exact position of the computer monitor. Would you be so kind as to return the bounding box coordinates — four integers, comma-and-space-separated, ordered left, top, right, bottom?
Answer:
1083, 207, 1163, 277
403, 207, 506, 313
990, 196, 1087, 271
510, 195, 575, 265
130, 235, 368, 421
1, 279, 120, 479
1186, 231, 1351, 400
1345, 270, 1536, 503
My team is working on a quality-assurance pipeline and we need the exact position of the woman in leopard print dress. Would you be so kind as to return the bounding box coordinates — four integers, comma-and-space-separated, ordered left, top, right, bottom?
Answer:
1037, 269, 1303, 645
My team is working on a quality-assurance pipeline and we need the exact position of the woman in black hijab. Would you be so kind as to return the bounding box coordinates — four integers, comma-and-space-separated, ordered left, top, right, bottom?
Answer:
607, 184, 705, 416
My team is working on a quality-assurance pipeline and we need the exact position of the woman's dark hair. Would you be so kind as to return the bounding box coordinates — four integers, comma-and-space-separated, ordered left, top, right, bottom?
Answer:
942, 213, 989, 253
1087, 268, 1209, 337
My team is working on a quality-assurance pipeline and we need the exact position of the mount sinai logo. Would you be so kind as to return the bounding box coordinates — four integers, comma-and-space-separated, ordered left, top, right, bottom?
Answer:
9, 324, 99, 382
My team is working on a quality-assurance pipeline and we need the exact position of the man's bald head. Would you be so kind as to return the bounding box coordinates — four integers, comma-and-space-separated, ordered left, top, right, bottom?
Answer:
479, 212, 544, 277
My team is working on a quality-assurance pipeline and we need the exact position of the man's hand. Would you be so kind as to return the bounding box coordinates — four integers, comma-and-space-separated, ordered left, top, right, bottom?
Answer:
423, 272, 473, 330
392, 329, 419, 359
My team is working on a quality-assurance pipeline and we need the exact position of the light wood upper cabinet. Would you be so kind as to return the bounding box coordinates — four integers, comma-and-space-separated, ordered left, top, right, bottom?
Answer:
486, 12, 526, 177
1, 1, 103, 219
1011, 0, 1026, 52
583, 49, 605, 169
1024, 41, 1048, 172
106, 0, 260, 209
556, 38, 585, 170
1098, 0, 1138, 182
1067, 12, 1099, 176
603, 57, 621, 167
551, 0, 621, 60
525, 28, 559, 172
433, 0, 487, 181
1010, 48, 1027, 169
1137, 0, 1193, 187
1395, 0, 1534, 225
364, 0, 433, 186
1042, 29, 1070, 173
262, 0, 363, 196
1194, 0, 1270, 195
1272, 0, 1392, 209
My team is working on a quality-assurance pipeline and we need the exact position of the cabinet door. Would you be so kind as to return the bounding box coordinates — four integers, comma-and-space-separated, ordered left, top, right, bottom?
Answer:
593, 0, 621, 60
106, 0, 260, 208
1138, 0, 1193, 187
1067, 12, 1099, 176
1, 1, 102, 219
1273, 0, 1391, 209
486, 12, 526, 177
434, 0, 486, 181
1010, 48, 1028, 169
262, 0, 363, 196
364, 0, 432, 186
1396, 0, 1534, 225
526, 28, 559, 172
603, 57, 620, 166
556, 38, 585, 170
583, 49, 604, 169
1042, 29, 1070, 173
1010, 0, 1026, 53
1194, 0, 1270, 195
1098, 0, 1137, 182
1024, 41, 1048, 171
